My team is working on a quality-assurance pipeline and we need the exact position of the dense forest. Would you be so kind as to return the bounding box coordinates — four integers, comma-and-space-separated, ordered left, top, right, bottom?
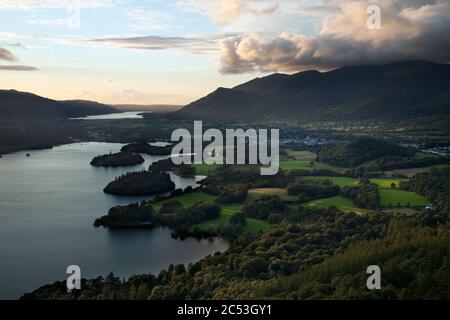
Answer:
94, 203, 154, 228
95, 199, 222, 235
317, 138, 414, 167
121, 142, 172, 155
103, 170, 175, 195
90, 152, 144, 167
287, 180, 340, 202
341, 179, 380, 210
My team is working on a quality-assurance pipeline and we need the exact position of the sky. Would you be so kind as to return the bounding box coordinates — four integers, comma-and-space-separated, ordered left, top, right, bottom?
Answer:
0, 0, 449, 105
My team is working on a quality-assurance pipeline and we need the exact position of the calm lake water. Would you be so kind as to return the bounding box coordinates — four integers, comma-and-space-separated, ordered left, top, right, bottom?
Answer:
71, 111, 151, 120
0, 142, 228, 299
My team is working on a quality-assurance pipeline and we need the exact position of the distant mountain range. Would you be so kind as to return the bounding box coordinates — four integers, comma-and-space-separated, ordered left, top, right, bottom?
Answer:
113, 104, 183, 113
174, 61, 450, 121
0, 90, 118, 119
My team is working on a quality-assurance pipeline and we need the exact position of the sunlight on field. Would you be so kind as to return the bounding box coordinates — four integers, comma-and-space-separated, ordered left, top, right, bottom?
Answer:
195, 203, 270, 233
302, 196, 367, 214
379, 189, 429, 207
152, 192, 270, 233
247, 188, 297, 202
369, 178, 409, 188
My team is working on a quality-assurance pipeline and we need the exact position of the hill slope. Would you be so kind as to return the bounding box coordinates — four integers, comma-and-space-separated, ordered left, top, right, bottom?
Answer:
0, 90, 119, 119
174, 61, 450, 121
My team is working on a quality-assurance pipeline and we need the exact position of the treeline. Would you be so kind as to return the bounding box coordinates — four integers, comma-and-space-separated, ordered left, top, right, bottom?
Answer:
90, 152, 144, 167
241, 196, 288, 221
287, 180, 340, 202
103, 170, 175, 195
203, 166, 294, 190
205, 183, 249, 204
402, 166, 450, 212
149, 158, 197, 177
341, 179, 380, 210
94, 203, 154, 228
121, 142, 172, 155
370, 155, 450, 171
95, 200, 221, 235
317, 138, 414, 167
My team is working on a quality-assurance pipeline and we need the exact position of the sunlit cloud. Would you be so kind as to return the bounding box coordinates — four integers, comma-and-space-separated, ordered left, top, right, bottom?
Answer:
177, 0, 279, 24
220, 0, 450, 73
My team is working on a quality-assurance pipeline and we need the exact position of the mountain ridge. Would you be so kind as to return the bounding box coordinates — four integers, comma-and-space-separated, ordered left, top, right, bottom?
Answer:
174, 61, 450, 121
0, 89, 119, 119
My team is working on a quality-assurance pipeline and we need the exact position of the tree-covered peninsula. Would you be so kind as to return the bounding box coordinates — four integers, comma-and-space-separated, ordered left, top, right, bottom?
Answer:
121, 142, 172, 155
94, 203, 155, 228
103, 170, 175, 195
90, 152, 144, 167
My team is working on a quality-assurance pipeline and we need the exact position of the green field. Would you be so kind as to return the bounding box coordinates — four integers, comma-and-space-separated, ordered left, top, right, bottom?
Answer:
299, 176, 428, 209
195, 203, 270, 233
153, 192, 216, 211
192, 163, 222, 175
369, 178, 409, 188
302, 196, 366, 214
300, 176, 359, 187
379, 189, 429, 207
301, 176, 412, 189
280, 160, 315, 171
247, 188, 298, 202
152, 192, 270, 233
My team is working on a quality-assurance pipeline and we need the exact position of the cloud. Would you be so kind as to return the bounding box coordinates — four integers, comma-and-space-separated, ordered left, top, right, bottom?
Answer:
0, 65, 38, 71
0, 47, 17, 61
219, 0, 450, 73
82, 33, 237, 54
177, 0, 279, 24
0, 47, 38, 71
0, 0, 114, 9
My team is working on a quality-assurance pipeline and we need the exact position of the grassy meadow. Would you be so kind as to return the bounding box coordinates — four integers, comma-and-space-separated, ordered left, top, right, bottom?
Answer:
302, 195, 367, 215
152, 192, 270, 233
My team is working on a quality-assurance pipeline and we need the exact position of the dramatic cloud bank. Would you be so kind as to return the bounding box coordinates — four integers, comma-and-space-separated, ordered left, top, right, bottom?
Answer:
219, 0, 450, 73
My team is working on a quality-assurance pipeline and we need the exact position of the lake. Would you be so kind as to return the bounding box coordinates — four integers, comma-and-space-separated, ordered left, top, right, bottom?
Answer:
71, 111, 151, 120
0, 142, 228, 299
